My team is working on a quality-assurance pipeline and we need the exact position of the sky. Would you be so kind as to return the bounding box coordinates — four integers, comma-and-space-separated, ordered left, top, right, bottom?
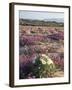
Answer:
19, 10, 64, 21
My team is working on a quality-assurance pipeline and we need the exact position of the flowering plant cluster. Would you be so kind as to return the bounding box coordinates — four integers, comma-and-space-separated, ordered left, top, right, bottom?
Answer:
19, 54, 56, 79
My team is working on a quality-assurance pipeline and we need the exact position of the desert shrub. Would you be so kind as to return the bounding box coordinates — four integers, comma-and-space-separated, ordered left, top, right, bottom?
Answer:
30, 31, 36, 34
19, 54, 56, 79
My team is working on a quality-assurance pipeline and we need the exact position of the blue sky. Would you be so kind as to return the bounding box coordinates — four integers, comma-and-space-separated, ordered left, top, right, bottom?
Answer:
19, 10, 64, 20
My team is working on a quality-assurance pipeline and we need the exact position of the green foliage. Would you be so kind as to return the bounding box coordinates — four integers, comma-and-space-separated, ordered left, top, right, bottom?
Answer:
32, 55, 56, 78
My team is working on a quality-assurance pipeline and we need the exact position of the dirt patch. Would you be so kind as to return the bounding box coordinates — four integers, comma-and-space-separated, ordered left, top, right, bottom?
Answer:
54, 70, 64, 77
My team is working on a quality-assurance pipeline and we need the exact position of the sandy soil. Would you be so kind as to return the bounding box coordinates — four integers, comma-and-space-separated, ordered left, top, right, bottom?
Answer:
54, 71, 64, 77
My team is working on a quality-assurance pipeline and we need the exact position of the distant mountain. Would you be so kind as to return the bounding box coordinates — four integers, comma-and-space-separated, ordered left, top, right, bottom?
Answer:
44, 18, 64, 23
19, 18, 64, 26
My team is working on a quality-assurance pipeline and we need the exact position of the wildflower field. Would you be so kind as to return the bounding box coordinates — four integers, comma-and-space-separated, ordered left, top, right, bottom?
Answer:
19, 19, 64, 79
